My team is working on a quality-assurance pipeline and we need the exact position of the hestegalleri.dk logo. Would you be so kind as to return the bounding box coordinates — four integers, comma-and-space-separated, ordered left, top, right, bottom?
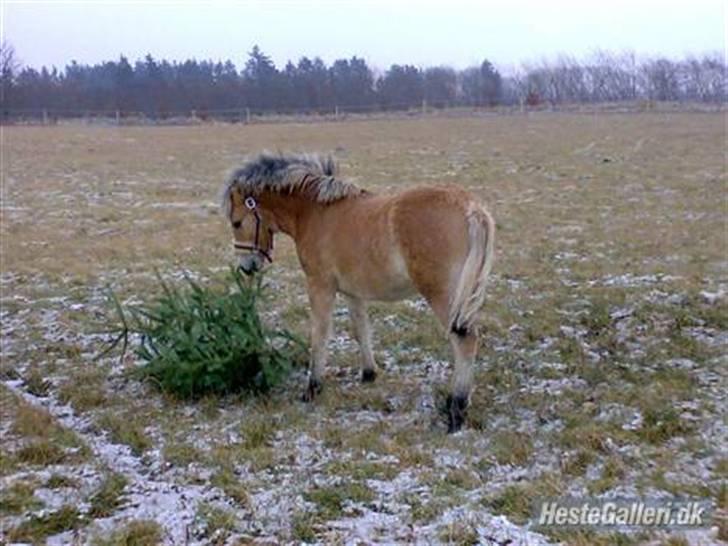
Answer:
533, 498, 714, 529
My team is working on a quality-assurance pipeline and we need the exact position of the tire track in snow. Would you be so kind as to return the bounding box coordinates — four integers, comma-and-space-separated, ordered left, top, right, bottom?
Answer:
2, 378, 234, 545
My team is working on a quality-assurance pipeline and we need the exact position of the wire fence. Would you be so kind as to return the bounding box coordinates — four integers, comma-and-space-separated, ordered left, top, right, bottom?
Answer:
1, 99, 724, 126
2, 100, 431, 125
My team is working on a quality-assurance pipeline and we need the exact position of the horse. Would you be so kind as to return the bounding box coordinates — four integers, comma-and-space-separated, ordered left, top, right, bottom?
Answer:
221, 152, 495, 432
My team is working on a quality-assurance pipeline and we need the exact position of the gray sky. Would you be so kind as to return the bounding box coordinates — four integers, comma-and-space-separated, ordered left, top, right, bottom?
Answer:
2, 0, 725, 72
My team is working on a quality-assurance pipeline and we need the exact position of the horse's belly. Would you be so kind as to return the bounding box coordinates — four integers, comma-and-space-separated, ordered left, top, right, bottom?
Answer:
338, 274, 417, 301
335, 251, 417, 301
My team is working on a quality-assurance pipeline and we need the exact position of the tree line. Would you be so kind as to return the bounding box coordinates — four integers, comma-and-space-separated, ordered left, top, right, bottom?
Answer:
0, 43, 724, 119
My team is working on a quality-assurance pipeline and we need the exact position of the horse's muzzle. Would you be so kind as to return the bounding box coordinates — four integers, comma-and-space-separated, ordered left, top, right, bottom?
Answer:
238, 253, 264, 275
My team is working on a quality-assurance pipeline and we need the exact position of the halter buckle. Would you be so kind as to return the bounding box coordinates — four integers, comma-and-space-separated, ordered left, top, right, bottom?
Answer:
244, 196, 257, 210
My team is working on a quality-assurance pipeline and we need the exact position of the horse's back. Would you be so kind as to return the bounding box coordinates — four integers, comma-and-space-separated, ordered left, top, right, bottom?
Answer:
305, 184, 490, 304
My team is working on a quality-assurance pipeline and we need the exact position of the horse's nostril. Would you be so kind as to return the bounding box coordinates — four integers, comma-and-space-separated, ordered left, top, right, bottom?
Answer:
238, 260, 259, 276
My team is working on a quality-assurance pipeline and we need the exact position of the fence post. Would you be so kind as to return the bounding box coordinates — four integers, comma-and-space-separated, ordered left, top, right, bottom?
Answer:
334, 105, 339, 119
115, 110, 120, 125
42, 109, 48, 125
422, 99, 427, 115
245, 107, 251, 124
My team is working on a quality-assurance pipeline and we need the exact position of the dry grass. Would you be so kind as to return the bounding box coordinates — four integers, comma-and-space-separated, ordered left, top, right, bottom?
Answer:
57, 367, 109, 413
304, 481, 375, 519
1, 386, 88, 471
88, 473, 128, 518
0, 480, 42, 515
96, 412, 153, 456
4, 114, 724, 282
1, 112, 725, 543
5, 505, 85, 543
490, 430, 534, 466
91, 520, 163, 546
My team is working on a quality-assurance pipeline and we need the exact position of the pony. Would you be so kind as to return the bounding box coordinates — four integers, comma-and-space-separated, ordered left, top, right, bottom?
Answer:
221, 152, 495, 432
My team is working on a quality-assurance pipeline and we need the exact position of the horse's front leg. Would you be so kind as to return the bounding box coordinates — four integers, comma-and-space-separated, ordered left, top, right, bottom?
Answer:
346, 296, 378, 383
302, 280, 335, 402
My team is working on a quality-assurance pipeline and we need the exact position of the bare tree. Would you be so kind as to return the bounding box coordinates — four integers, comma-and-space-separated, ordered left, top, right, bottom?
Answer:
501, 65, 528, 106
586, 50, 637, 102
553, 54, 588, 102
682, 53, 726, 102
642, 57, 680, 101
702, 53, 727, 102
521, 60, 550, 104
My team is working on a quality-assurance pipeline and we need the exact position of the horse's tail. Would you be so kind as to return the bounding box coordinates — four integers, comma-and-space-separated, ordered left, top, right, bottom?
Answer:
448, 202, 495, 334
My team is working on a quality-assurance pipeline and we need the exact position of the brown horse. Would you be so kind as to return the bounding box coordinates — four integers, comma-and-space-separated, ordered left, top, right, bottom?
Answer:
221, 153, 495, 431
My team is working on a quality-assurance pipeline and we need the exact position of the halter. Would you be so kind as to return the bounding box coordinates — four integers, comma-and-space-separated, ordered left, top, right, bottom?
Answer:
233, 196, 273, 262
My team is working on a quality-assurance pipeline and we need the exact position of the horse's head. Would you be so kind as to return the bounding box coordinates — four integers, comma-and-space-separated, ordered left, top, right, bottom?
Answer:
227, 190, 275, 275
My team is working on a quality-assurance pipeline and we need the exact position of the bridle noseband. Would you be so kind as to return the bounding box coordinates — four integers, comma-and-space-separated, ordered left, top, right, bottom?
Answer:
233, 196, 273, 263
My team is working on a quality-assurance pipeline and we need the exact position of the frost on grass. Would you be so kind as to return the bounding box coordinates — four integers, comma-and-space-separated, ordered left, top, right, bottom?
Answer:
1, 382, 237, 545
2, 116, 726, 544
2, 266, 725, 543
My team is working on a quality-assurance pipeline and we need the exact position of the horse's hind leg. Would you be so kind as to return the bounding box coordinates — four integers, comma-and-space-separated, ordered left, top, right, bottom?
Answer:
423, 291, 479, 432
446, 326, 479, 432
346, 296, 377, 383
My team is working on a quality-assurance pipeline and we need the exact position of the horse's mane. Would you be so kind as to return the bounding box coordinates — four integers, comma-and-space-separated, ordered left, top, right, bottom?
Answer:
221, 152, 365, 216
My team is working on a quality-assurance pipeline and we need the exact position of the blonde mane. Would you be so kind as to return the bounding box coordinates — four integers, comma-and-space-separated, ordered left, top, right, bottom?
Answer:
221, 152, 365, 217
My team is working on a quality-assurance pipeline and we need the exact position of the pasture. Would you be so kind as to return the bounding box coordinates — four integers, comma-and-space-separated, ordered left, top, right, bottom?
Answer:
1, 112, 725, 544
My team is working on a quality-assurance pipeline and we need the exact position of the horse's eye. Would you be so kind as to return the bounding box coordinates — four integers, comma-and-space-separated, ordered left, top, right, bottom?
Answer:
232, 220, 241, 229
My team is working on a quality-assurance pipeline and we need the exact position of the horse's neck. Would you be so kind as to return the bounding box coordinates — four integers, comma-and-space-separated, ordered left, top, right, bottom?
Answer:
262, 192, 320, 240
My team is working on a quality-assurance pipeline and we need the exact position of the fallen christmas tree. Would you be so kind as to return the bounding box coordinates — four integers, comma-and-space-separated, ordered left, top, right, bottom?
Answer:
101, 268, 306, 399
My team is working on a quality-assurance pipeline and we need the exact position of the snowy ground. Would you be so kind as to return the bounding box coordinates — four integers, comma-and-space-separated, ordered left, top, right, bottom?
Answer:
1, 113, 726, 544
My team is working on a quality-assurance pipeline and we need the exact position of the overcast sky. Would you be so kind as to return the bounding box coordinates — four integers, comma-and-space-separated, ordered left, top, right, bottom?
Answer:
2, 0, 725, 72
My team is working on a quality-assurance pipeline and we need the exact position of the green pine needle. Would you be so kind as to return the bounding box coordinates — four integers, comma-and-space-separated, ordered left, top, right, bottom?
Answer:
99, 268, 306, 398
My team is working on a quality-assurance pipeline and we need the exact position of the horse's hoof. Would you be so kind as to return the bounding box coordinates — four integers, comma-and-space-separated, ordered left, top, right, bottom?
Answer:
446, 394, 468, 433
361, 369, 377, 383
301, 378, 322, 402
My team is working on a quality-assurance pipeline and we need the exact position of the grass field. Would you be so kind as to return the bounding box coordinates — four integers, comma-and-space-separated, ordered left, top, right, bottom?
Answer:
1, 112, 726, 544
